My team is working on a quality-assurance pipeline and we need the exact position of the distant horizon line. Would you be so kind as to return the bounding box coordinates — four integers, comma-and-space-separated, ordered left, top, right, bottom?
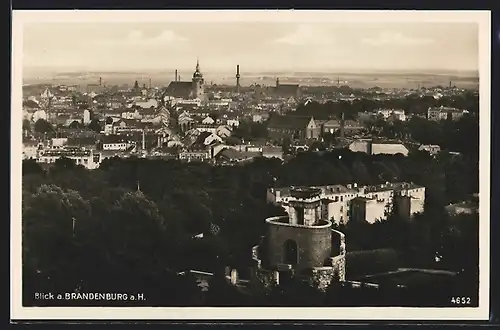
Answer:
23, 67, 479, 76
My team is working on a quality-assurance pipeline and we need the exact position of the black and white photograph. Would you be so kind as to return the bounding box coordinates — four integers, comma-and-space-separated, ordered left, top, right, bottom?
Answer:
11, 10, 491, 320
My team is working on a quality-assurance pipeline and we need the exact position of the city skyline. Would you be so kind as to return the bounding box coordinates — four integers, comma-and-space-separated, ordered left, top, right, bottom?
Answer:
23, 21, 479, 75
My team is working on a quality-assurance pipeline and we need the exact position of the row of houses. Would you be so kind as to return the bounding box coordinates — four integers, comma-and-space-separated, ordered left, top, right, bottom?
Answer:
178, 143, 284, 164
266, 115, 365, 141
267, 182, 425, 225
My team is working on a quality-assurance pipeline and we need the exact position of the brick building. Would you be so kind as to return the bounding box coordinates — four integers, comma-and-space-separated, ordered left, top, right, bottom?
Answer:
267, 115, 320, 140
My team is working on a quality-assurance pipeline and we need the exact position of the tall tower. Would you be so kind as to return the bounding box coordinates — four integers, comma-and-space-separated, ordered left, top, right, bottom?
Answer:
236, 65, 241, 94
191, 58, 204, 100
339, 112, 345, 139
250, 186, 347, 291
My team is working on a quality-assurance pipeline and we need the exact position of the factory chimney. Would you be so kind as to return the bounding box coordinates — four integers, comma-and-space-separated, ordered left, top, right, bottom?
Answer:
276, 77, 280, 88
175, 70, 178, 82
339, 112, 345, 140
99, 77, 102, 87
236, 65, 241, 94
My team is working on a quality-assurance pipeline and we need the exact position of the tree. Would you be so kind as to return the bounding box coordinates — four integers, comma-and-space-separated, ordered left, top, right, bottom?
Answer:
23, 159, 44, 176
105, 117, 114, 125
69, 120, 83, 129
34, 119, 54, 134
87, 119, 102, 133
23, 184, 91, 303
23, 119, 32, 131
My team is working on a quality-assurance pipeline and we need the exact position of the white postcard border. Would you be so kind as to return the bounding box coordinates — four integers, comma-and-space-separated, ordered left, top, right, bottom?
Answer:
11, 9, 491, 321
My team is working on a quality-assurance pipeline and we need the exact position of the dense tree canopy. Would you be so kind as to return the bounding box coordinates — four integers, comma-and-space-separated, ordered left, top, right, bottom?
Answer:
295, 91, 478, 120
34, 119, 54, 134
22, 139, 479, 306
21, 109, 479, 306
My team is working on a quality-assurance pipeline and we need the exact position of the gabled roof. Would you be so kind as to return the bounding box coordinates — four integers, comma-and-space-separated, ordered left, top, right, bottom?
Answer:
267, 115, 313, 129
217, 148, 261, 161
193, 131, 212, 145
324, 119, 364, 128
165, 81, 192, 98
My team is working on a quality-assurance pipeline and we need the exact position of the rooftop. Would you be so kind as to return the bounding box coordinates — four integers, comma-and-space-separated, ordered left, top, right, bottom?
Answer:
270, 182, 423, 197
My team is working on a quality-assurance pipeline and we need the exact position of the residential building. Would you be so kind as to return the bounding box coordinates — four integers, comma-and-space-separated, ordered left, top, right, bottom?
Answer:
135, 99, 158, 109
202, 116, 216, 125
37, 148, 102, 170
261, 146, 284, 160
178, 149, 211, 162
322, 119, 364, 135
418, 144, 441, 155
216, 149, 261, 164
427, 106, 468, 121
267, 182, 425, 225
22, 140, 42, 160
226, 119, 240, 127
216, 125, 232, 138
348, 139, 409, 156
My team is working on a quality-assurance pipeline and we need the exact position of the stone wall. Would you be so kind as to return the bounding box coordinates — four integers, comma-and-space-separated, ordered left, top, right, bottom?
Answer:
331, 255, 346, 281
251, 268, 278, 292
266, 220, 332, 271
306, 255, 346, 291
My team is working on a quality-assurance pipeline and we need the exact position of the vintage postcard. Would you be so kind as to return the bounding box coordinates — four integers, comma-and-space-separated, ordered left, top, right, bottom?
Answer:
11, 10, 491, 321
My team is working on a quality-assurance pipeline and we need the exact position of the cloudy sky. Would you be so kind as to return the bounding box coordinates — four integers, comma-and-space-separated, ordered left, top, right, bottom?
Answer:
22, 21, 479, 73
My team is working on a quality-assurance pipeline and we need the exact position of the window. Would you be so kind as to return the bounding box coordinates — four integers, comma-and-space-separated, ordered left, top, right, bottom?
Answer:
283, 240, 298, 265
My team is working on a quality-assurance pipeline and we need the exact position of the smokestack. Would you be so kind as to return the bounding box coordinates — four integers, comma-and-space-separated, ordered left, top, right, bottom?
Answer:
276, 77, 279, 88
340, 112, 345, 139
236, 65, 241, 94
99, 77, 102, 87
175, 70, 178, 82
142, 129, 146, 150
149, 78, 152, 89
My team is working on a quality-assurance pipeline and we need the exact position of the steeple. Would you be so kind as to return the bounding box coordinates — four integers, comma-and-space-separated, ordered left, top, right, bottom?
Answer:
193, 58, 203, 79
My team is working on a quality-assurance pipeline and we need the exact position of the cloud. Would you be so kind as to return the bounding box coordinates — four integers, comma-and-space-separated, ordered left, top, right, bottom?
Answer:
96, 29, 188, 48
128, 30, 187, 45
361, 32, 434, 46
273, 24, 335, 46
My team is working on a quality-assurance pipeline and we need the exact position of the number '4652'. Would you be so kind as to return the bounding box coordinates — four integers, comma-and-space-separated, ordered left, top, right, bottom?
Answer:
451, 297, 471, 305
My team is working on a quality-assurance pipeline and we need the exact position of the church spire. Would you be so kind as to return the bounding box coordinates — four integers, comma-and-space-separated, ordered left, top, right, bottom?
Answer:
193, 57, 203, 79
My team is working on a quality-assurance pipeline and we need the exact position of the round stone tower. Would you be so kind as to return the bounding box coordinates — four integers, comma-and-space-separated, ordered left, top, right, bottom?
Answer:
251, 186, 347, 291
